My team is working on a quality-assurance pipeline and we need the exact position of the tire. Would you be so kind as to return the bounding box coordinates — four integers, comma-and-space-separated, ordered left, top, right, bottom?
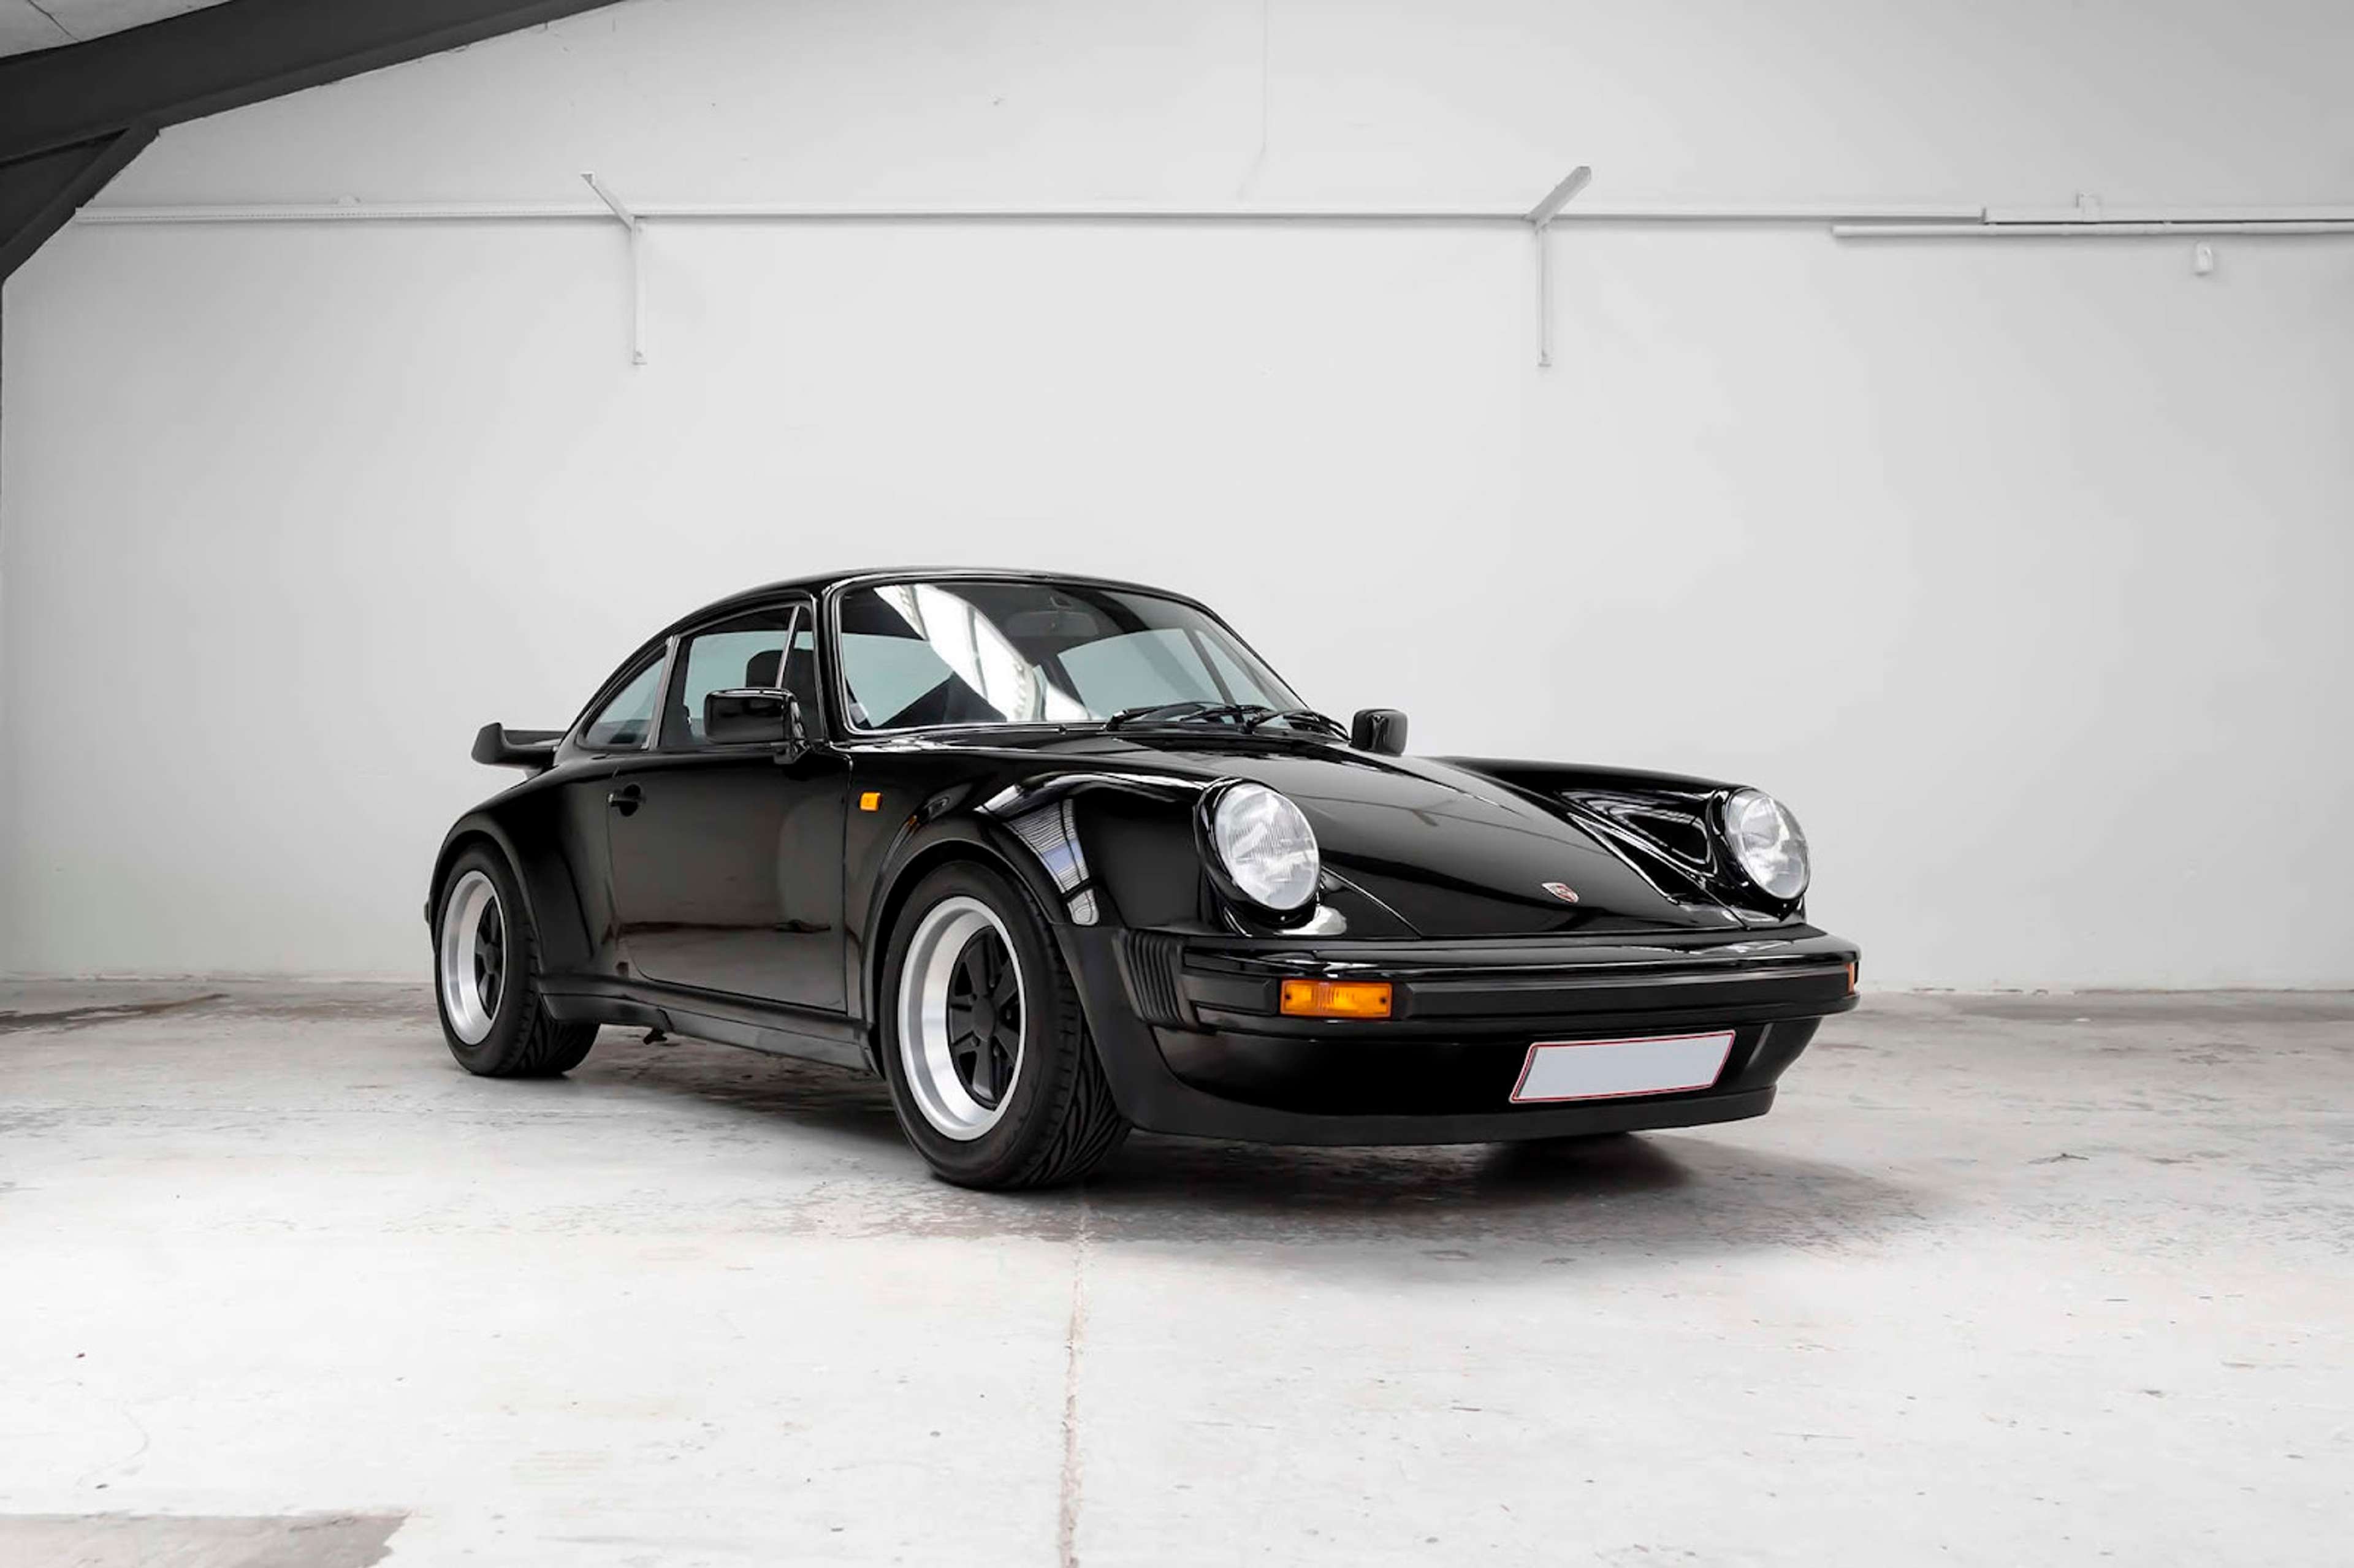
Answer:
432, 846, 598, 1078
878, 861, 1129, 1190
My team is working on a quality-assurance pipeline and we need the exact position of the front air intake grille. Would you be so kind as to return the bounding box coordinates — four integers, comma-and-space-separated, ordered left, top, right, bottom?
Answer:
1008, 799, 1086, 892
1118, 931, 1190, 1027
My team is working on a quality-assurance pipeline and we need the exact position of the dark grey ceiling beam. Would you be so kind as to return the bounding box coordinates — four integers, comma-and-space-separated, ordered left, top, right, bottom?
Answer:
0, 0, 626, 281
0, 124, 157, 280
0, 0, 625, 164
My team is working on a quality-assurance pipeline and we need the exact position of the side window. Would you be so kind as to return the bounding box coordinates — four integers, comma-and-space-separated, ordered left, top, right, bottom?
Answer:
580, 657, 665, 750
661, 606, 814, 749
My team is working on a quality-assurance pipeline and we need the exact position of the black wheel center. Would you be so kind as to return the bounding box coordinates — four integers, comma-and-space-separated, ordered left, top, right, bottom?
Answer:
943, 929, 1020, 1108
473, 902, 505, 1014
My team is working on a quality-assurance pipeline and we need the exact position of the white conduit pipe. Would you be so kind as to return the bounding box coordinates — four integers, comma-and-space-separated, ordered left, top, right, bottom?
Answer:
69, 197, 2351, 365
73, 202, 2354, 232
1980, 204, 2354, 224
1835, 219, 2354, 238
75, 204, 2354, 251
74, 200, 1994, 227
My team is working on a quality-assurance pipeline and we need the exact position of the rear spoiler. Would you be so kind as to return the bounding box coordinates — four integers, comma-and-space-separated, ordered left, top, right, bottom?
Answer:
472, 723, 563, 771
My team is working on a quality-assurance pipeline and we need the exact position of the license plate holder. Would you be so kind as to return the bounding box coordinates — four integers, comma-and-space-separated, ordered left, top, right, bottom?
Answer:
1509, 1030, 1734, 1104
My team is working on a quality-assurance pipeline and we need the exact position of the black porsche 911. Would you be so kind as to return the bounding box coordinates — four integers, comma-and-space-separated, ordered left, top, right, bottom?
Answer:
430, 568, 1859, 1189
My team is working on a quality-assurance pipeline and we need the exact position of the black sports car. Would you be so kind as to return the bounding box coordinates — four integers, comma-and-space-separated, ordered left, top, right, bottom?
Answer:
430, 568, 1859, 1189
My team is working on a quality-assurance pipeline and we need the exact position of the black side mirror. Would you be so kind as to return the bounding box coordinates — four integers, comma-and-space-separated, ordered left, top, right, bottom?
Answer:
704, 688, 807, 753
1350, 707, 1408, 756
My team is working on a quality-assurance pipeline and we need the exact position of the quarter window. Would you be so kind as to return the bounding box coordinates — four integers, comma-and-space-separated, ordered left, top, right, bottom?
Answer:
580, 657, 664, 750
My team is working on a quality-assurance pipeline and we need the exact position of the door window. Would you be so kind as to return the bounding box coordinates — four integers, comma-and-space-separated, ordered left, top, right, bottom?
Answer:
661, 606, 816, 749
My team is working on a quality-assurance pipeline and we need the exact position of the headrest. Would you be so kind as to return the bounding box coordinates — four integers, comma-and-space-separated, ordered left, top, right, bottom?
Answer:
744, 650, 782, 687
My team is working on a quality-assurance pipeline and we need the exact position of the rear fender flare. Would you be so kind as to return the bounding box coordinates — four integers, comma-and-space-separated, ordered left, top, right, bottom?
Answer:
427, 814, 533, 930
427, 812, 595, 975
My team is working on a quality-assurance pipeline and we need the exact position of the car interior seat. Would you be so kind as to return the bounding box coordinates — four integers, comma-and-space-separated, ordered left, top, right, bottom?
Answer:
744, 644, 821, 717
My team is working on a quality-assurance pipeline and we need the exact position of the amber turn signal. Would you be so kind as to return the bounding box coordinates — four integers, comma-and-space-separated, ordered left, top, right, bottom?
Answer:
859, 791, 882, 812
1846, 961, 1858, 994
1280, 980, 1393, 1019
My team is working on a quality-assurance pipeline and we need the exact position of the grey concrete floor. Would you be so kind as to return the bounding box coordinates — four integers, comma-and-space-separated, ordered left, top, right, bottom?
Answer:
1, 984, 2347, 1567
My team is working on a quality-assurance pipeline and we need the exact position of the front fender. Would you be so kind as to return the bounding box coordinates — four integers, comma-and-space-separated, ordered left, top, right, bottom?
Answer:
971, 769, 1420, 941
848, 758, 1431, 1051
1439, 756, 1802, 923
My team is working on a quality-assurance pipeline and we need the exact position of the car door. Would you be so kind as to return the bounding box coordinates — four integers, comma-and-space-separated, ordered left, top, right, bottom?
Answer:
560, 647, 671, 978
602, 600, 849, 1011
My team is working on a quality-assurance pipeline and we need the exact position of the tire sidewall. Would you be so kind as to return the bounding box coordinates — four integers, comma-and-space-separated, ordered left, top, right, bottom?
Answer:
434, 847, 530, 1071
879, 862, 1077, 1185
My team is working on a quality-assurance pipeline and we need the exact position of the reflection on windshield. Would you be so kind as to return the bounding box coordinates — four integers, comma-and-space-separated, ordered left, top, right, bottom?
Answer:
872, 582, 1094, 725
837, 579, 1303, 732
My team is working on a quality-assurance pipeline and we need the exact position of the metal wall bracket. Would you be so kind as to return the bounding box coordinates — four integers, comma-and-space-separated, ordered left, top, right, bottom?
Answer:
1526, 166, 1591, 369
580, 170, 646, 365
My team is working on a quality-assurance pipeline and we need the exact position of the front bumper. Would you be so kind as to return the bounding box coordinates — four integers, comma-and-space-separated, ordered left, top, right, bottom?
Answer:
1063, 925, 1858, 1146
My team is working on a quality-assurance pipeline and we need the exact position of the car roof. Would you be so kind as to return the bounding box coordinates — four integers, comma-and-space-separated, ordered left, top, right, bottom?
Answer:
651, 566, 1217, 644
573, 567, 1243, 743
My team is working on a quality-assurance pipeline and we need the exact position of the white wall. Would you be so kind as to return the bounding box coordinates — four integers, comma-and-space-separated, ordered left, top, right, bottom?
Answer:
5, 0, 2352, 986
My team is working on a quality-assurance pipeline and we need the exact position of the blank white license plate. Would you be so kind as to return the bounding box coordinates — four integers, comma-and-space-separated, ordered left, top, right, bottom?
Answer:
1510, 1030, 1734, 1104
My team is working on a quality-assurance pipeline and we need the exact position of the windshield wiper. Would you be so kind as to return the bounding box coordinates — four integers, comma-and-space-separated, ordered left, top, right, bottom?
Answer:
1102, 702, 1343, 739
1242, 707, 1347, 738
1103, 701, 1224, 730
1105, 701, 1295, 731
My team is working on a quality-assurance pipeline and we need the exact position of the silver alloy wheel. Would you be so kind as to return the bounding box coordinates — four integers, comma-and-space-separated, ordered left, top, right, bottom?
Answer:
897, 895, 1026, 1141
437, 869, 506, 1046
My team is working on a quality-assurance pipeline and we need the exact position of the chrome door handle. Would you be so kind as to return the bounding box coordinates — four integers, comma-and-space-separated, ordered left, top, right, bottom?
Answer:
607, 783, 642, 816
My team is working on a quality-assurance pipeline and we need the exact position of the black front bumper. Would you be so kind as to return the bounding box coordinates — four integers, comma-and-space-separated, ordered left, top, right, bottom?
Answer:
1063, 925, 1859, 1146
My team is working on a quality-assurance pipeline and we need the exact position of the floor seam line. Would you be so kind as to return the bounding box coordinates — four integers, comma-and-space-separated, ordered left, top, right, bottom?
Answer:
1057, 1189, 1092, 1568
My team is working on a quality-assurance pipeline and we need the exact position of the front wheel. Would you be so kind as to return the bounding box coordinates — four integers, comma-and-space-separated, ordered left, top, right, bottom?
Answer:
433, 847, 598, 1078
879, 862, 1129, 1189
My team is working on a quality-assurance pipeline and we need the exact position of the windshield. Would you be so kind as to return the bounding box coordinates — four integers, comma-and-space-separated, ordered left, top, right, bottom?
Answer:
835, 579, 1305, 732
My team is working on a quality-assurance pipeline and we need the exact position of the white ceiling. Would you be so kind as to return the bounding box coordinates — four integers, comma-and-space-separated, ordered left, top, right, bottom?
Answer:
0, 0, 231, 57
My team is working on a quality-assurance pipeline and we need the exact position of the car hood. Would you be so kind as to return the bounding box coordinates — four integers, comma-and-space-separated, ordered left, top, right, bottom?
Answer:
976, 733, 1743, 937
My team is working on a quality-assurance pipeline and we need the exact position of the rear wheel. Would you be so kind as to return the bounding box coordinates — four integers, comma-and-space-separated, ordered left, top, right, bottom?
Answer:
433, 847, 597, 1078
880, 862, 1129, 1189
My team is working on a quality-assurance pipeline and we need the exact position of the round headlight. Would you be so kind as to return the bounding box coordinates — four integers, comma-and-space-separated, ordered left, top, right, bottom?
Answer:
1720, 788, 1810, 901
1209, 783, 1320, 911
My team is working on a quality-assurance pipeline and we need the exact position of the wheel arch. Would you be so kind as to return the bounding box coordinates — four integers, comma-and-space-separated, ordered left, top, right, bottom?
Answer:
858, 827, 1077, 1068
427, 818, 537, 943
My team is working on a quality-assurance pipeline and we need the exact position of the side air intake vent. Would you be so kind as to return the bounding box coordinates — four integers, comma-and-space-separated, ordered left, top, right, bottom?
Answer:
1118, 931, 1190, 1027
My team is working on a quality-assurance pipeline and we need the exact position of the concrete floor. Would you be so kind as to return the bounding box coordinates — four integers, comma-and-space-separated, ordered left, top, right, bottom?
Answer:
1, 986, 2347, 1567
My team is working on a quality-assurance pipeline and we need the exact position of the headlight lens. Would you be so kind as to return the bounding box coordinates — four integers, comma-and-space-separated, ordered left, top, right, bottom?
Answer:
1209, 783, 1320, 911
1720, 788, 1810, 901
